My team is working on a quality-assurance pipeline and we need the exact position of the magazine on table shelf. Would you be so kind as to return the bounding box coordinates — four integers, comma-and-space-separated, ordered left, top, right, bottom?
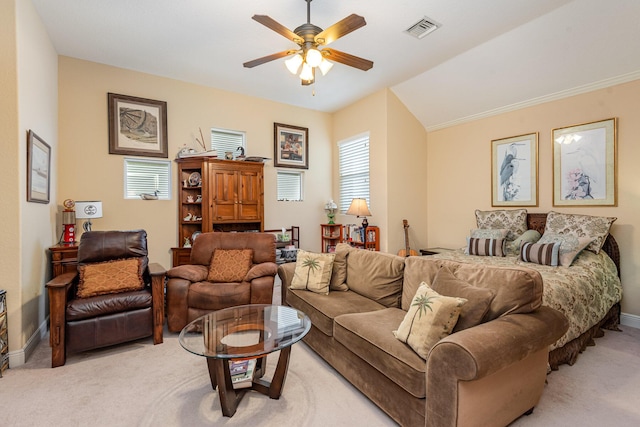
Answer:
229, 358, 257, 389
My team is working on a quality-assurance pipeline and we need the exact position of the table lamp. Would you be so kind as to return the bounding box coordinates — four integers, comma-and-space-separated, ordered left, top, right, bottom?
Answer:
75, 201, 103, 232
345, 198, 372, 229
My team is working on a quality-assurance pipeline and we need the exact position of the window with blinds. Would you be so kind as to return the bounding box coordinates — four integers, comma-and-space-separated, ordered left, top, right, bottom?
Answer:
211, 128, 245, 156
277, 170, 303, 201
339, 134, 370, 213
124, 158, 171, 200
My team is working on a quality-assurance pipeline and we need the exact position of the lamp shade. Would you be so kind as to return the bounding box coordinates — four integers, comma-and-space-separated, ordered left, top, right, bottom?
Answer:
285, 53, 303, 74
75, 201, 103, 219
345, 198, 371, 217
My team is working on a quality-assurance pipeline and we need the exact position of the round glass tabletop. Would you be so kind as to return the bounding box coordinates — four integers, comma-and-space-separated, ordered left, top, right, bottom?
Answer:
179, 304, 311, 359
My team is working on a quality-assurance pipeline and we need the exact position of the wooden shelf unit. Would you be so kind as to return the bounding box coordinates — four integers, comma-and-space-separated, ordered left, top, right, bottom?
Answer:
347, 225, 380, 251
321, 223, 343, 253
173, 158, 265, 266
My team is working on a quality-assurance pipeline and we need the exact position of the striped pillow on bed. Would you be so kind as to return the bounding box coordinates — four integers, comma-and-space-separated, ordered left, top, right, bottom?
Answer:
466, 237, 506, 257
520, 241, 561, 266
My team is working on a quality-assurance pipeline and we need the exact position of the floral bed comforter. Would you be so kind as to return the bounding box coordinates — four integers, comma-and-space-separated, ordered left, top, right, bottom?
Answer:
429, 249, 623, 350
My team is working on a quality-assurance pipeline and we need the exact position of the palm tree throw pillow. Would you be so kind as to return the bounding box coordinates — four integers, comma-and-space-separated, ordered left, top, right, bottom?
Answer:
290, 249, 336, 295
393, 282, 467, 359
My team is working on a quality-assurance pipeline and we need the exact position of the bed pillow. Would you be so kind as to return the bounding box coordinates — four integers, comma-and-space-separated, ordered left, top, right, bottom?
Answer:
537, 232, 592, 267
208, 249, 253, 282
466, 237, 506, 257
520, 241, 561, 266
77, 258, 144, 298
475, 209, 528, 241
470, 228, 509, 239
429, 266, 496, 332
393, 282, 467, 359
507, 229, 542, 256
544, 211, 616, 254
290, 249, 335, 295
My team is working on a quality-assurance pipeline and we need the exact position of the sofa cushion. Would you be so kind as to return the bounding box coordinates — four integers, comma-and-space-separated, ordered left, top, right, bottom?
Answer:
346, 249, 405, 308
394, 283, 466, 359
429, 266, 496, 332
329, 243, 352, 291
286, 288, 386, 337
77, 258, 144, 298
207, 249, 253, 282
403, 257, 543, 322
66, 290, 152, 321
334, 308, 427, 398
290, 250, 335, 295
188, 281, 250, 310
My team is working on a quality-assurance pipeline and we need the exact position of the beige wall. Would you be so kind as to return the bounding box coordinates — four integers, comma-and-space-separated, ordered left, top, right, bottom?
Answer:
58, 57, 334, 266
332, 89, 428, 253
427, 79, 640, 318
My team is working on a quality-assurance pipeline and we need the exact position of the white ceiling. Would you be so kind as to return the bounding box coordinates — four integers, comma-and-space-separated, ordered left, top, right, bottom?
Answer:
32, 0, 640, 131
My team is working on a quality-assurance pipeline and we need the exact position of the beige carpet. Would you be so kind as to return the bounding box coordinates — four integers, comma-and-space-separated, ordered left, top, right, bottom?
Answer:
1, 325, 639, 426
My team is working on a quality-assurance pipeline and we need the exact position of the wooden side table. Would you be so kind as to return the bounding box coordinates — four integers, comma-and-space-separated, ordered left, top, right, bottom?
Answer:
49, 243, 79, 278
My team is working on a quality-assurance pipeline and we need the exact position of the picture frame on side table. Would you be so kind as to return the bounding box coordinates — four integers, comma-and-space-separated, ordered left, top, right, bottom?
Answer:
553, 118, 617, 206
491, 132, 538, 207
274, 123, 309, 169
108, 93, 168, 158
27, 130, 51, 204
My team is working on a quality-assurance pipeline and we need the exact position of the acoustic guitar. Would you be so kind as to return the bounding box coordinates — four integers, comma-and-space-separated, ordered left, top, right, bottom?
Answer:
398, 219, 419, 257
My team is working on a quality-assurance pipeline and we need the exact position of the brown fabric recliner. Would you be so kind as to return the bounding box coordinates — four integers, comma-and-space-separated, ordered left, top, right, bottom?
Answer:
46, 230, 165, 368
166, 232, 277, 332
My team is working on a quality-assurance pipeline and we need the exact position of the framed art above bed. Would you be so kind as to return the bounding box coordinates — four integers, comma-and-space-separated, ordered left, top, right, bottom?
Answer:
491, 133, 538, 207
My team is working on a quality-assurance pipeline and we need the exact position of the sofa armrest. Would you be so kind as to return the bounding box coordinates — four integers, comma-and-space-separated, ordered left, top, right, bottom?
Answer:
245, 262, 278, 282
166, 264, 208, 282
277, 262, 296, 305
426, 307, 568, 426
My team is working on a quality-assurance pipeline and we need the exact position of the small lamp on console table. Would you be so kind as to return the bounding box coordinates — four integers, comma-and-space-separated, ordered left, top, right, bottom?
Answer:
75, 201, 103, 232
346, 198, 372, 229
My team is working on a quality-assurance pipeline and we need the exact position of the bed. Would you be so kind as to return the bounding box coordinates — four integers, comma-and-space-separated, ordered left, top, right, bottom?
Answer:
429, 212, 623, 370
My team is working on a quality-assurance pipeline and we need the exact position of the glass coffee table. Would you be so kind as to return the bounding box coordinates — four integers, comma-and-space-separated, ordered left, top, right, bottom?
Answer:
179, 304, 311, 417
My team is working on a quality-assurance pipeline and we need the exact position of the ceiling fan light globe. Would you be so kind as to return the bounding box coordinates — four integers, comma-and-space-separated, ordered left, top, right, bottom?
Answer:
285, 54, 303, 74
299, 62, 314, 81
318, 58, 334, 75
305, 48, 323, 67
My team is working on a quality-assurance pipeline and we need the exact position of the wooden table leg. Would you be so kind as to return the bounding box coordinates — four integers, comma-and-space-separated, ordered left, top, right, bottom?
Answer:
206, 358, 218, 390
253, 346, 292, 399
210, 358, 247, 417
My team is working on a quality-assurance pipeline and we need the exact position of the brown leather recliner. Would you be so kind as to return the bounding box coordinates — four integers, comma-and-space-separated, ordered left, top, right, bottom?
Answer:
46, 230, 165, 368
166, 232, 277, 332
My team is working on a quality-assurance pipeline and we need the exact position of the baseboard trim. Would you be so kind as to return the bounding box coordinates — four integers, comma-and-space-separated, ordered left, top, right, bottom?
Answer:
8, 317, 48, 368
620, 312, 640, 330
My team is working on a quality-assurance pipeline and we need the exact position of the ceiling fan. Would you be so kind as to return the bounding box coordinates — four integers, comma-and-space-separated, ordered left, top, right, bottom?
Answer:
243, 0, 374, 85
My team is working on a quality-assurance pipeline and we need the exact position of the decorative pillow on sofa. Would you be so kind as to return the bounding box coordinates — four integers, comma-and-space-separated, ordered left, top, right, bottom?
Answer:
346, 249, 405, 307
537, 232, 592, 267
290, 249, 336, 295
207, 249, 253, 282
329, 243, 352, 291
520, 241, 561, 266
544, 211, 616, 254
77, 258, 144, 298
393, 282, 467, 359
475, 209, 528, 241
506, 229, 541, 256
429, 266, 496, 332
466, 237, 506, 257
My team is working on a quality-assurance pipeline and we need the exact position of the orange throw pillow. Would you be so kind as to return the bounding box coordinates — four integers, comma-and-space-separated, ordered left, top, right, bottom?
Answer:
77, 258, 144, 298
208, 249, 253, 283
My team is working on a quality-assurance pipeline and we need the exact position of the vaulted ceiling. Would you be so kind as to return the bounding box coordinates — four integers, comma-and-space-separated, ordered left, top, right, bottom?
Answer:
32, 0, 640, 130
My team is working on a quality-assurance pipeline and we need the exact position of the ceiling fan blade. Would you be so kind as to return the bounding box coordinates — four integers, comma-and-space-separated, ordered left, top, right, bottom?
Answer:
322, 48, 373, 71
315, 14, 366, 45
243, 50, 295, 68
252, 15, 302, 43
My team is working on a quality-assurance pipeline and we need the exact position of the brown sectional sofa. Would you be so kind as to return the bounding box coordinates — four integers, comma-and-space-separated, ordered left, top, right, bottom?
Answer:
278, 244, 568, 427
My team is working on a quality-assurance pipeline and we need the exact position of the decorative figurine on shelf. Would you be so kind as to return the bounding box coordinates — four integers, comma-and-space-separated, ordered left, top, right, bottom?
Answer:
183, 237, 191, 248
186, 195, 194, 203
324, 200, 338, 224
195, 194, 202, 203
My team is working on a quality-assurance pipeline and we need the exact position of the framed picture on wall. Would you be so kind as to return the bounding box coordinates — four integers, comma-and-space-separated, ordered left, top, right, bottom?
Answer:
274, 123, 309, 169
108, 93, 168, 158
27, 130, 51, 204
553, 118, 617, 206
491, 132, 538, 207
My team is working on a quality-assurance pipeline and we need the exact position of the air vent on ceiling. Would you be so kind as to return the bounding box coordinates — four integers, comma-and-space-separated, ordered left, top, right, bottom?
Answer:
405, 17, 440, 39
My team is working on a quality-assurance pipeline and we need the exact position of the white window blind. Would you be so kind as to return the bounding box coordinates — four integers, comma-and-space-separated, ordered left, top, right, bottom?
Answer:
339, 135, 370, 213
124, 158, 171, 200
277, 170, 303, 201
211, 128, 245, 156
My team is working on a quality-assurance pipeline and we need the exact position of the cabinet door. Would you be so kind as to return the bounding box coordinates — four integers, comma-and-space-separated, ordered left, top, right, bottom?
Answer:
211, 168, 238, 221
237, 170, 262, 220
